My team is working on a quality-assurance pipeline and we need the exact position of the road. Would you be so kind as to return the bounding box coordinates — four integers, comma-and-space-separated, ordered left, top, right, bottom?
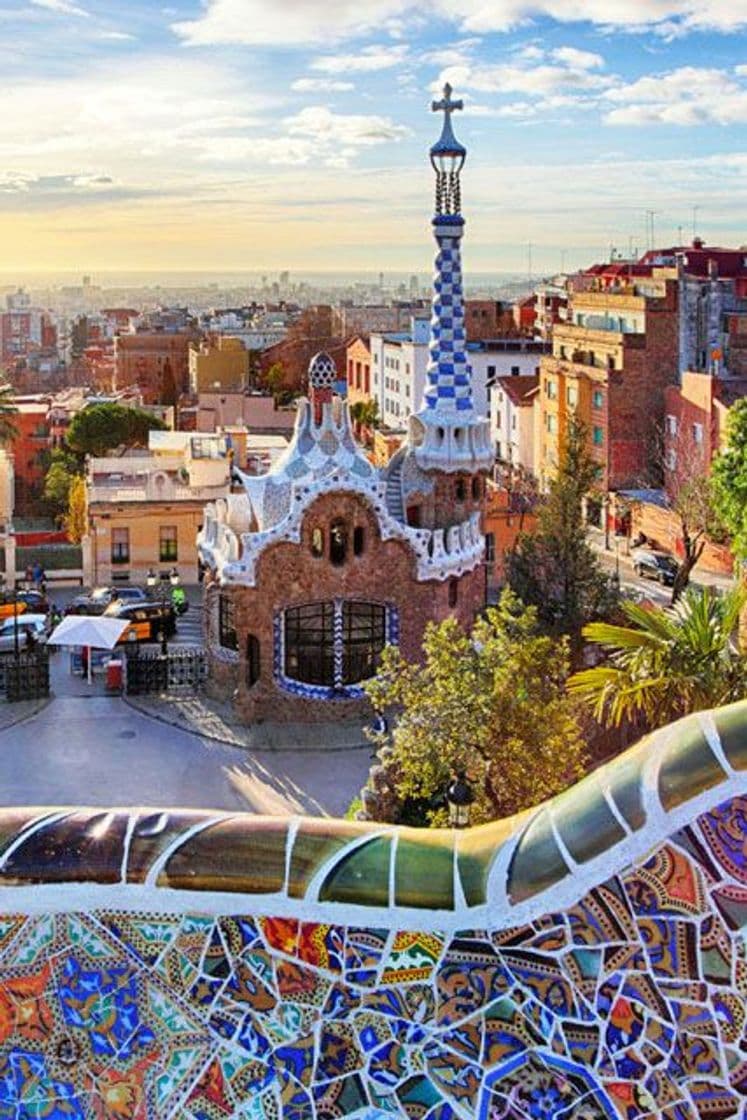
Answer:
0, 642, 371, 817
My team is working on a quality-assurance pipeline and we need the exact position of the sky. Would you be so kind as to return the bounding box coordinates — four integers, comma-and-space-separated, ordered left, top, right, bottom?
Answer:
2, 0, 747, 276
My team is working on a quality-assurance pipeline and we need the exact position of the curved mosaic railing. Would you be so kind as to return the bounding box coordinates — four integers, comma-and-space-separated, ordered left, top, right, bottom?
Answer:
0, 701, 745, 1117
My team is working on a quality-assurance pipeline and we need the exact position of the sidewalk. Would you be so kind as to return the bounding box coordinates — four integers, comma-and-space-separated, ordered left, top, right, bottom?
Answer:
124, 690, 371, 753
587, 527, 736, 593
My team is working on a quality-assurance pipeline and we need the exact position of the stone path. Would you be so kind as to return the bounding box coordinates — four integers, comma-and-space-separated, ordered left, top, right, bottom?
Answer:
124, 690, 372, 753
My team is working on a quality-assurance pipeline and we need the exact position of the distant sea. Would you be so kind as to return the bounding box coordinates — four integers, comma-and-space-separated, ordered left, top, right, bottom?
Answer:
0, 269, 525, 290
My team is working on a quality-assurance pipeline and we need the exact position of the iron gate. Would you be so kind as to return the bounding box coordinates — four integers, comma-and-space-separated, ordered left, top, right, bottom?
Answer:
125, 649, 206, 695
0, 649, 50, 702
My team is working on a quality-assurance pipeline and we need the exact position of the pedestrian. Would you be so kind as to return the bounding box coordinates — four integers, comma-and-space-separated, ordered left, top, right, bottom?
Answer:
39, 569, 47, 597
24, 566, 33, 588
24, 628, 37, 651
32, 561, 42, 589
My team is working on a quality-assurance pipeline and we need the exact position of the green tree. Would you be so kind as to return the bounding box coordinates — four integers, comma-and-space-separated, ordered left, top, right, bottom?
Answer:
350, 400, 378, 428
568, 586, 747, 730
64, 475, 87, 544
712, 397, 747, 560
506, 418, 615, 637
264, 362, 285, 402
364, 590, 587, 827
67, 403, 166, 458
43, 449, 82, 514
0, 383, 18, 445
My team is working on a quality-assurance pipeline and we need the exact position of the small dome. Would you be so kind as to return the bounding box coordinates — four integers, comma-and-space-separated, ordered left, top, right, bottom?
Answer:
309, 351, 337, 389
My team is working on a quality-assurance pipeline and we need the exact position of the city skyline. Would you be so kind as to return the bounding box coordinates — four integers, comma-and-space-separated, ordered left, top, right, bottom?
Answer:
3, 0, 747, 273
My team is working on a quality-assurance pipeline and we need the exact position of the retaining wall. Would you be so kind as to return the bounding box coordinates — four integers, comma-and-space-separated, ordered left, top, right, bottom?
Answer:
0, 702, 745, 1117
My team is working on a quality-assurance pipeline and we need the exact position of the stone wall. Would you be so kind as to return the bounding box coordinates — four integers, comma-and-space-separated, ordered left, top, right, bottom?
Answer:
0, 702, 745, 1117
206, 490, 485, 723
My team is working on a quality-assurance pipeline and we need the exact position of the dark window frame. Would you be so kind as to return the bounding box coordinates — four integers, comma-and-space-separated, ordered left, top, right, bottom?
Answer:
247, 634, 260, 688
159, 525, 178, 563
329, 520, 348, 566
283, 600, 387, 690
111, 527, 129, 565
219, 593, 238, 651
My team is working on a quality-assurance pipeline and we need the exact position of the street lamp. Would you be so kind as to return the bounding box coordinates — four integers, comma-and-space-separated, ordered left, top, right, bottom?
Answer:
146, 566, 172, 656
611, 538, 621, 594
446, 770, 474, 829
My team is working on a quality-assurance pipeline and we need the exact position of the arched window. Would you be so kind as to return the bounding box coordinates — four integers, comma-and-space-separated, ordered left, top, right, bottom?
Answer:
247, 634, 260, 688
353, 526, 365, 556
455, 479, 466, 501
311, 527, 324, 557
448, 578, 458, 608
329, 520, 348, 566
472, 477, 481, 500
283, 601, 387, 689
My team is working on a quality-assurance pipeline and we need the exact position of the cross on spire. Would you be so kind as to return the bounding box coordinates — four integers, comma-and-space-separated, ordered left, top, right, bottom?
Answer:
431, 82, 463, 127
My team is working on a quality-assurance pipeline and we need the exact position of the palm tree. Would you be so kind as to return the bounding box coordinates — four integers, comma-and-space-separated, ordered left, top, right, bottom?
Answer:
568, 586, 747, 730
0, 383, 18, 445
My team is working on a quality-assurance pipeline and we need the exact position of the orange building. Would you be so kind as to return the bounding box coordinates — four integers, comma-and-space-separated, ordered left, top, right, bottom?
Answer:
625, 369, 747, 576
483, 478, 537, 591
115, 329, 201, 402
536, 276, 679, 492
9, 396, 52, 513
346, 336, 373, 408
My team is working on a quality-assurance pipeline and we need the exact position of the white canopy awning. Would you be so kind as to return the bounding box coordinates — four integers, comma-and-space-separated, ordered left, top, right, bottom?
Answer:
47, 615, 129, 651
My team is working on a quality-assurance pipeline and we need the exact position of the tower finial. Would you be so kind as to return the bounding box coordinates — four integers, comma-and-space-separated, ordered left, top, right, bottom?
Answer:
430, 83, 466, 216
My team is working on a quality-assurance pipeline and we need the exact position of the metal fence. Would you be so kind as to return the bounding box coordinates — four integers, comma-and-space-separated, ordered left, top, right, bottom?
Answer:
125, 648, 206, 695
0, 649, 50, 702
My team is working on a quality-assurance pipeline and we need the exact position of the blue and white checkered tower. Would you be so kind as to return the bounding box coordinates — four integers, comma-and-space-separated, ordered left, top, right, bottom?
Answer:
411, 84, 493, 473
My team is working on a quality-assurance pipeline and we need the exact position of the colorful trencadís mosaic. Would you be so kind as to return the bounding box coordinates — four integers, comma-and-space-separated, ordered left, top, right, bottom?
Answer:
0, 703, 744, 1118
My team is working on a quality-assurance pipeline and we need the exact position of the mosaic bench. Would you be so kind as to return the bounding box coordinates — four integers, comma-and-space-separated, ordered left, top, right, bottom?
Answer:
0, 700, 745, 1118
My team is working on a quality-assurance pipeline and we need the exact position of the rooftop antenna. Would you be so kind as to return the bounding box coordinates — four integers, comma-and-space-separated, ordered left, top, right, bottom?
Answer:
645, 209, 658, 252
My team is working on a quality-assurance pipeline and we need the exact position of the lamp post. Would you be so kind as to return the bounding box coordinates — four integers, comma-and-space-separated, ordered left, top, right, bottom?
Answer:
146, 566, 178, 656
446, 770, 474, 829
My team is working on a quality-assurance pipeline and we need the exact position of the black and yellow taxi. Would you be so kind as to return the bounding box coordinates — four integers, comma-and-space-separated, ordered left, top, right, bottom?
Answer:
0, 592, 28, 621
103, 599, 177, 643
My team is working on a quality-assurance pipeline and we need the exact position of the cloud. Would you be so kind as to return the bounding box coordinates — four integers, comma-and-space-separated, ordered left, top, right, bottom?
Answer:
173, 0, 408, 46
286, 105, 410, 148
310, 44, 409, 73
435, 50, 613, 99
551, 45, 604, 69
173, 0, 747, 47
291, 78, 355, 92
29, 0, 87, 15
0, 172, 114, 193
604, 66, 747, 125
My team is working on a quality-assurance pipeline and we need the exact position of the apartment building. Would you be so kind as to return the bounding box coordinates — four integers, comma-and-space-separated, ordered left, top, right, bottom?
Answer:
536, 275, 679, 491
84, 431, 230, 585
371, 320, 546, 433
490, 375, 538, 471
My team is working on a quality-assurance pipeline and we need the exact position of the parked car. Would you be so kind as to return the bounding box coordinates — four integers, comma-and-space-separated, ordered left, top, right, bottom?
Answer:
631, 548, 680, 586
0, 615, 48, 653
103, 600, 177, 643
16, 589, 50, 615
0, 592, 29, 621
66, 586, 147, 616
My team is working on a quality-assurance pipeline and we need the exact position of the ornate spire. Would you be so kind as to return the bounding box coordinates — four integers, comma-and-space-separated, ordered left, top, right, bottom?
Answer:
410, 84, 492, 473
430, 83, 466, 217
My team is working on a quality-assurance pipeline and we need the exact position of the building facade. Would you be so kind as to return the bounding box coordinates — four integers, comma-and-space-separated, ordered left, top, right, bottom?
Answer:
198, 85, 493, 724
188, 335, 249, 394
84, 432, 230, 585
537, 276, 679, 491
115, 326, 201, 402
490, 374, 539, 471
